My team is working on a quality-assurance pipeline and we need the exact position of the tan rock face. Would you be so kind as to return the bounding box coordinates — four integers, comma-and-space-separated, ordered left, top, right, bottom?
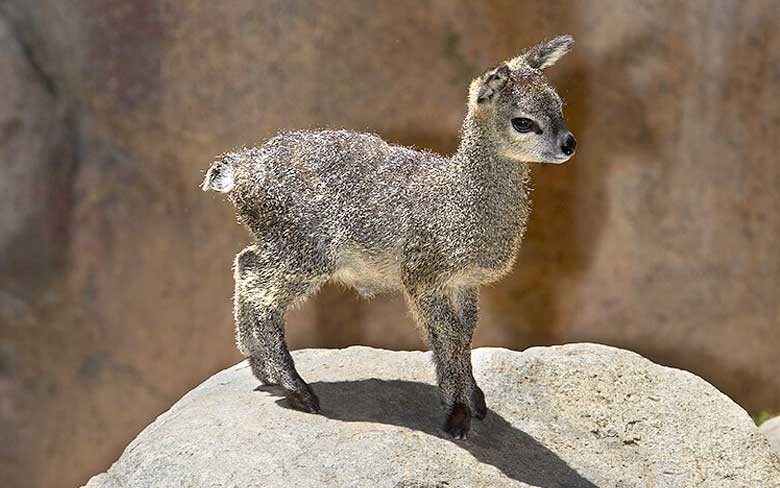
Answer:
1, 1, 779, 487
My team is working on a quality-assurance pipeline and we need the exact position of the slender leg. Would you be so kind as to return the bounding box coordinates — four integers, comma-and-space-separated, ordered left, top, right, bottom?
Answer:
405, 285, 481, 439
453, 287, 486, 420
233, 245, 323, 413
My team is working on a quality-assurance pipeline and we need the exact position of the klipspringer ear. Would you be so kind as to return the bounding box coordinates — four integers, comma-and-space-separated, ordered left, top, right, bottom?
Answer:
477, 64, 511, 104
508, 34, 575, 71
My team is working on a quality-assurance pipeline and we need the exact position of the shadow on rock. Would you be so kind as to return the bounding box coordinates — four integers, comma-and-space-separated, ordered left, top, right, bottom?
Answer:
258, 379, 598, 487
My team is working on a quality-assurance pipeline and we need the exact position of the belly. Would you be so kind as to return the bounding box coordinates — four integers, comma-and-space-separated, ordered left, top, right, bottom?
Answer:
331, 249, 402, 297
446, 261, 515, 289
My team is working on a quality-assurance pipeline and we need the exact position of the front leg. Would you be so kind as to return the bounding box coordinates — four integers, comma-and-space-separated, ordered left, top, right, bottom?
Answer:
405, 285, 481, 440
454, 287, 487, 420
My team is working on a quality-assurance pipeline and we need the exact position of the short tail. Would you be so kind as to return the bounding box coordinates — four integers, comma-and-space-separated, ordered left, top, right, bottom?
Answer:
201, 159, 235, 193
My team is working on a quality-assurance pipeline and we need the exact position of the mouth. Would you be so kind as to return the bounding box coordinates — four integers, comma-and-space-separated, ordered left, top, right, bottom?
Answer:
545, 152, 573, 164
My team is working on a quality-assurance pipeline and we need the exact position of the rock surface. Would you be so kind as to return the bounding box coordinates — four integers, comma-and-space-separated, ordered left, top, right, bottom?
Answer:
761, 416, 780, 456
84, 344, 780, 488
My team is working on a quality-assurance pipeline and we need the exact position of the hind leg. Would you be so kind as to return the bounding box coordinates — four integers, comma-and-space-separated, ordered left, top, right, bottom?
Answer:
233, 244, 326, 413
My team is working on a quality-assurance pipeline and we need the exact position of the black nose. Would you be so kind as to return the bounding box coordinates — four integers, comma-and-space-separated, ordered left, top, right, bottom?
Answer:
561, 133, 576, 155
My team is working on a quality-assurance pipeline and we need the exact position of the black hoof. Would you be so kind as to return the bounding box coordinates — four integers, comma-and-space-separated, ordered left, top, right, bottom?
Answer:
444, 402, 471, 440
471, 386, 487, 420
285, 385, 321, 414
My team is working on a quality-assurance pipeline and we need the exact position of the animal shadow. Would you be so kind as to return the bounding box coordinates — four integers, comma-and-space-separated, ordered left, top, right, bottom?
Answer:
259, 379, 598, 487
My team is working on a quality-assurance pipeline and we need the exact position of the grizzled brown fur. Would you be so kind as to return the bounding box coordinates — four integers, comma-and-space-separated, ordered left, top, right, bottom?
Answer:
203, 35, 577, 439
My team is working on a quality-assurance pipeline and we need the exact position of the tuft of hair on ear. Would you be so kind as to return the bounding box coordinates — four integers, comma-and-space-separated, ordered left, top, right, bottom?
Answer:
201, 159, 235, 193
510, 34, 575, 71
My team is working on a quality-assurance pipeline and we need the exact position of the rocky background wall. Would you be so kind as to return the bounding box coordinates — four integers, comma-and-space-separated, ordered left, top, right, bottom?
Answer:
0, 1, 778, 487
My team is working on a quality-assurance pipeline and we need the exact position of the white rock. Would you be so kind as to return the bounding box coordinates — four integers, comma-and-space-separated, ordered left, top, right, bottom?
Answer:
760, 416, 780, 456
84, 344, 780, 487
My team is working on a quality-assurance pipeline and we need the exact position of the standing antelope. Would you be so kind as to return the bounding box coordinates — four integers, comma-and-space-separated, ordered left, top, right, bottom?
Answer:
203, 35, 577, 439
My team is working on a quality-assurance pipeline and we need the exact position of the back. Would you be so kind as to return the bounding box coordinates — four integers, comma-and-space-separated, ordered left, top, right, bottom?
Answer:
224, 129, 445, 252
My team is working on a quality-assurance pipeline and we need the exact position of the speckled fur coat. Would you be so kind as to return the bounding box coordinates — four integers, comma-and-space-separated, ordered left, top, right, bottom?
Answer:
203, 35, 577, 439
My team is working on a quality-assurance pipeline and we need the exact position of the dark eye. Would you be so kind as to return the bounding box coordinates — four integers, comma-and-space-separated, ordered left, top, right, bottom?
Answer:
512, 117, 536, 133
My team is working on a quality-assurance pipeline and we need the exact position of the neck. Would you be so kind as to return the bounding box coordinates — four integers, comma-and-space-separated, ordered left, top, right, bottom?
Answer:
449, 111, 533, 261
453, 112, 530, 185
